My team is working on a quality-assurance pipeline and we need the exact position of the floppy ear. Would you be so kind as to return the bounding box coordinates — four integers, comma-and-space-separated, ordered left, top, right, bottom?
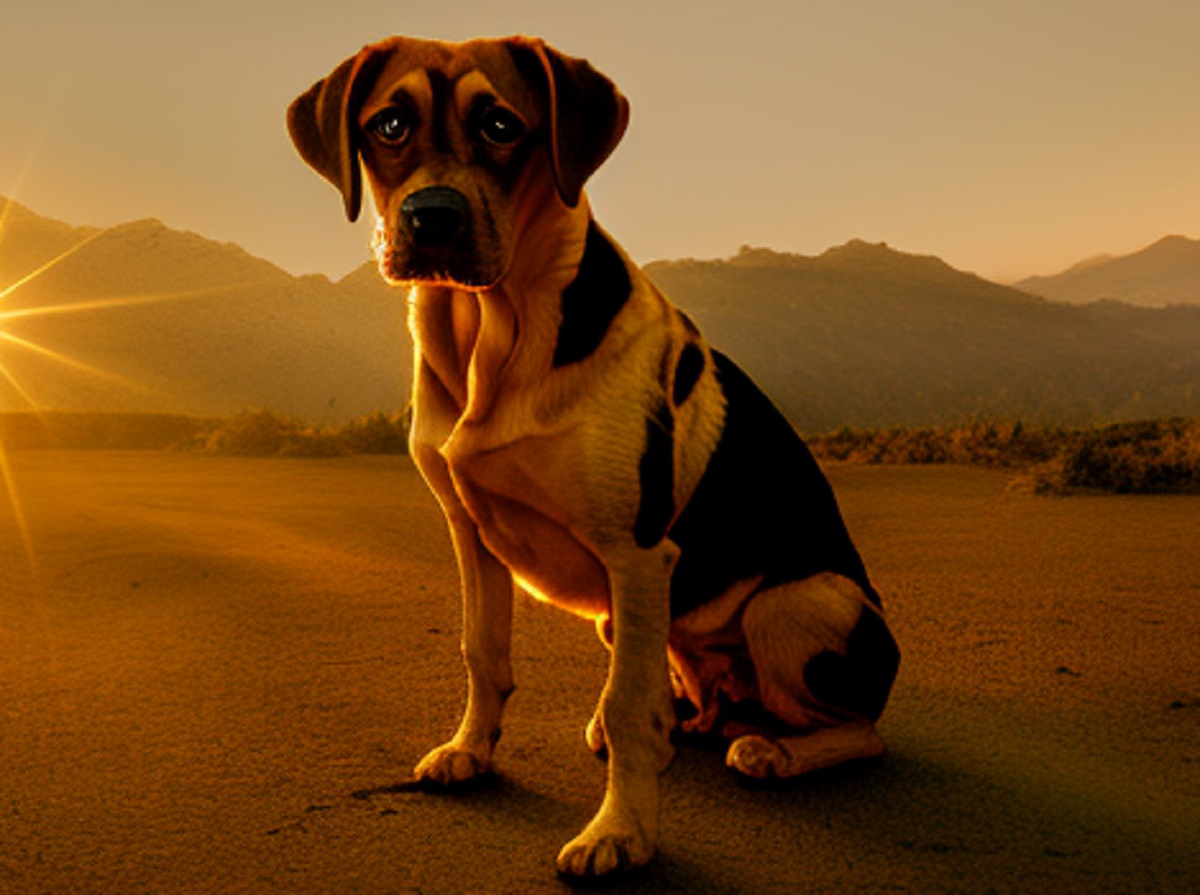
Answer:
287, 42, 394, 222
509, 38, 630, 209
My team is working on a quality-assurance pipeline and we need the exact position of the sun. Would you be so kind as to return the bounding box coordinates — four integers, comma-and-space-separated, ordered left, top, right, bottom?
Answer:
0, 223, 277, 412
0, 213, 112, 569
0, 224, 147, 574
0, 209, 194, 567
0, 200, 289, 570
0, 227, 154, 568
0, 225, 126, 411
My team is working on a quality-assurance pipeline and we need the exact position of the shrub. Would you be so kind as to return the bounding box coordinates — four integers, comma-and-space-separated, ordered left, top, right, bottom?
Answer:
1059, 419, 1200, 494
201, 409, 343, 458
203, 409, 296, 456
192, 408, 410, 458
334, 410, 409, 455
807, 421, 1066, 468
808, 418, 1200, 495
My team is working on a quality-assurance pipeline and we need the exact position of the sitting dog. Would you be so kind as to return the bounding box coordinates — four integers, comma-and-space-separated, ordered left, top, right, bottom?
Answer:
288, 35, 900, 879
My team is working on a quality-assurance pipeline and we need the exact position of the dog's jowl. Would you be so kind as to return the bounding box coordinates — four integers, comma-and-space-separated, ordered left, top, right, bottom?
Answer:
289, 34, 899, 879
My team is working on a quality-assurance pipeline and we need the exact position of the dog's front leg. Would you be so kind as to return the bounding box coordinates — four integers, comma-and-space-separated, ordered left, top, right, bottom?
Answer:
414, 517, 514, 786
557, 542, 677, 878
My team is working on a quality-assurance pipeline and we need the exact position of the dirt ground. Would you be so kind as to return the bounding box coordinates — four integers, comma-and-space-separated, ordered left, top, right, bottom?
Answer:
2, 451, 1198, 894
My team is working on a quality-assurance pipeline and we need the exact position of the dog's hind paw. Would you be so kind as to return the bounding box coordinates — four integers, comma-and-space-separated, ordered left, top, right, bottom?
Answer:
412, 742, 491, 787
726, 724, 886, 780
725, 734, 789, 779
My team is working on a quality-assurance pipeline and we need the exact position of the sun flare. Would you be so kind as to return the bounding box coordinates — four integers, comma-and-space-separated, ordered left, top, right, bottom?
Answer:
0, 438, 36, 571
0, 227, 107, 305
0, 208, 263, 568
0, 226, 138, 412
0, 224, 278, 413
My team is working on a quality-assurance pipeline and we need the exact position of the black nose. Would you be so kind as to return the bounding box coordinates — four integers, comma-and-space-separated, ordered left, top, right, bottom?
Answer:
400, 187, 469, 248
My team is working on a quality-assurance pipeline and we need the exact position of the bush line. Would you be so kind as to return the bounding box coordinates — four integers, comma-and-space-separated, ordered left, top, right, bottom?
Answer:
807, 418, 1200, 495
5, 410, 1197, 495
182, 408, 411, 458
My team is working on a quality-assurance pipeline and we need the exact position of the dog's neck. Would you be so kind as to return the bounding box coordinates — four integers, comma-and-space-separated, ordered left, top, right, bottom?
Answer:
407, 193, 592, 425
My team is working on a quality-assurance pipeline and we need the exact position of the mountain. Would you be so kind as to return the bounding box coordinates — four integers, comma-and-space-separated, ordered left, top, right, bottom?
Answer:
5, 199, 1200, 433
1016, 235, 1200, 306
0, 199, 411, 421
647, 242, 1200, 431
0, 200, 103, 285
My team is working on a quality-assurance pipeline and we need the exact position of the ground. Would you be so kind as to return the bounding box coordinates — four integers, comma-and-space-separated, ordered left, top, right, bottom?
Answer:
2, 452, 1198, 893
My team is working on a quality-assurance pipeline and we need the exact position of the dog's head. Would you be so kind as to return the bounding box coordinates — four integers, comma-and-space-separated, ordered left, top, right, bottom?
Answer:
288, 36, 628, 290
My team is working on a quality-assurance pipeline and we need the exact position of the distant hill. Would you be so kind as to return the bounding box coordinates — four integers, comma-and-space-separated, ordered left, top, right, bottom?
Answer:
0, 200, 103, 284
5, 199, 1200, 433
647, 242, 1200, 431
1016, 235, 1200, 306
0, 199, 411, 421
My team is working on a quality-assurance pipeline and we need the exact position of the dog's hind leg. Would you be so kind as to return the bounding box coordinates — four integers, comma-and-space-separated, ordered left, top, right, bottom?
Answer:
726, 722, 885, 779
728, 573, 898, 780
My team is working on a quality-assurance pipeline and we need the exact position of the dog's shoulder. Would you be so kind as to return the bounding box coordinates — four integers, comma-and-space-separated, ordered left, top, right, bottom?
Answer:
552, 220, 634, 368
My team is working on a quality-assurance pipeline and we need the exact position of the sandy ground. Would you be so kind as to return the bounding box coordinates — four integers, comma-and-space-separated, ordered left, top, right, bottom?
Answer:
1, 451, 1198, 894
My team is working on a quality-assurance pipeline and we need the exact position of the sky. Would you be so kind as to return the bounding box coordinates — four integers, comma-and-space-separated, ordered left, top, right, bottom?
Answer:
2, 0, 1199, 284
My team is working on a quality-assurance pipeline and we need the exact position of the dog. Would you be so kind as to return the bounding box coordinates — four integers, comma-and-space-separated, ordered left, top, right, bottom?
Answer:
288, 35, 900, 879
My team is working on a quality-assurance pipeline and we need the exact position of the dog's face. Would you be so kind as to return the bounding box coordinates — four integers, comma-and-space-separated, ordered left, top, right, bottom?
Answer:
357, 39, 543, 289
288, 36, 629, 291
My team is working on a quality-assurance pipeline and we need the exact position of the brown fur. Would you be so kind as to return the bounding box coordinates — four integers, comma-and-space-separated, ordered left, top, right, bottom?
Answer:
288, 35, 897, 879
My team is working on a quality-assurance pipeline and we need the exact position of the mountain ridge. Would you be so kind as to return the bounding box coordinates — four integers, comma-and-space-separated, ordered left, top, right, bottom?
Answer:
644, 244, 1200, 430
1, 198, 410, 422
4, 198, 1199, 431
1016, 234, 1200, 306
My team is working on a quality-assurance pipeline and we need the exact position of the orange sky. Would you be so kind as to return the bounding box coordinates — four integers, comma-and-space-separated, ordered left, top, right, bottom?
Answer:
2, 1, 1199, 283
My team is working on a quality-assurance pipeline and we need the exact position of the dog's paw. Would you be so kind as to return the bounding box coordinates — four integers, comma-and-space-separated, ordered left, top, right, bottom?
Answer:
725, 734, 788, 780
412, 742, 491, 787
556, 809, 654, 878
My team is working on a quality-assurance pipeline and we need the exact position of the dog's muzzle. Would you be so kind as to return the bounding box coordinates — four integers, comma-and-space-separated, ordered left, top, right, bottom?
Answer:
379, 184, 503, 289
401, 186, 471, 248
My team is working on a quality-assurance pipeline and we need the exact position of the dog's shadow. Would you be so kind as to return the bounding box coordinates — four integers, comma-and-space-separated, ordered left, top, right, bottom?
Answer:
336, 728, 1164, 893
341, 745, 894, 892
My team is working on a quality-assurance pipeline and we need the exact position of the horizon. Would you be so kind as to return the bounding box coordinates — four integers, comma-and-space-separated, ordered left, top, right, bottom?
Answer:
3, 2, 1200, 284
5, 178, 1199, 430
4, 191, 1196, 289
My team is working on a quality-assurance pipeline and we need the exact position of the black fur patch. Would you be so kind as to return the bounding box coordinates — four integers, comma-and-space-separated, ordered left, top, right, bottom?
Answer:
426, 69, 452, 154
552, 222, 632, 367
634, 402, 675, 549
672, 343, 706, 407
803, 607, 900, 722
667, 352, 879, 618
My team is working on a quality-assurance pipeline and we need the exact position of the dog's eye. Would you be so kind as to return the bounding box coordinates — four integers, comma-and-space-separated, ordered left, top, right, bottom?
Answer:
478, 106, 525, 147
367, 108, 411, 145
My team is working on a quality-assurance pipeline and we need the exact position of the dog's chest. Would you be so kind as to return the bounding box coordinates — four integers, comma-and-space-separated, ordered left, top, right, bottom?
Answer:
412, 284, 646, 617
443, 425, 612, 616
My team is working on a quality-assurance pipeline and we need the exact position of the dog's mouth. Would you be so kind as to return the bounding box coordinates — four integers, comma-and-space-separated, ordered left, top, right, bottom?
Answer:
375, 240, 495, 290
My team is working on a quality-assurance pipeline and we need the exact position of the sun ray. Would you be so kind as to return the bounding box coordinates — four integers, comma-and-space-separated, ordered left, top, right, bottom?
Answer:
0, 360, 42, 409
0, 228, 109, 305
0, 195, 19, 244
1, 95, 69, 258
0, 275, 283, 411
0, 329, 141, 390
0, 437, 38, 573
0, 281, 262, 323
